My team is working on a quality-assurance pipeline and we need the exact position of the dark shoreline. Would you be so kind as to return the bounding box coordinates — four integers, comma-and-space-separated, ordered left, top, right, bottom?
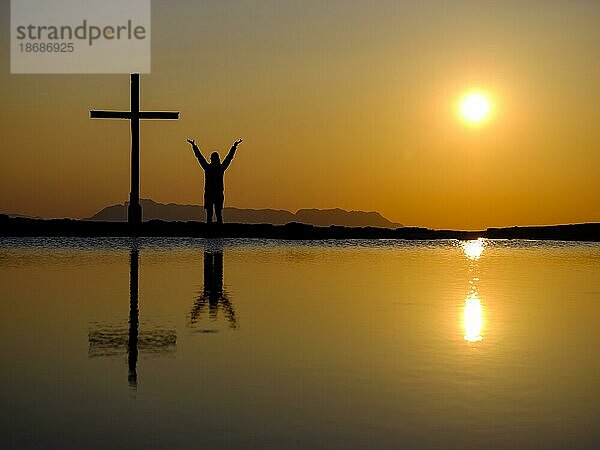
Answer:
1, 216, 599, 242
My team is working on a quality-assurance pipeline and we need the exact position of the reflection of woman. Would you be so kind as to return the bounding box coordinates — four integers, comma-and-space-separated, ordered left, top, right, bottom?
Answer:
190, 251, 237, 329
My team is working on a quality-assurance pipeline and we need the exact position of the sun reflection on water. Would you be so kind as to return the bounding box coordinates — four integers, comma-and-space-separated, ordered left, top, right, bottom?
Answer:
462, 238, 485, 260
464, 291, 483, 343
461, 239, 486, 344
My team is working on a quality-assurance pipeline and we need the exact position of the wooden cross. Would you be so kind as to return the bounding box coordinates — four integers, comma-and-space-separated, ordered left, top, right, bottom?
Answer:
90, 73, 179, 224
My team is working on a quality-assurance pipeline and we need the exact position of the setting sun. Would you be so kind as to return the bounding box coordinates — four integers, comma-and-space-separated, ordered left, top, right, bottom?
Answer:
459, 91, 491, 124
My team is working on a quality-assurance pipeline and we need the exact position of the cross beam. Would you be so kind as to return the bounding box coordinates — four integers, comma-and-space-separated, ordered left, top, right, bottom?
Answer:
90, 73, 179, 224
90, 111, 179, 120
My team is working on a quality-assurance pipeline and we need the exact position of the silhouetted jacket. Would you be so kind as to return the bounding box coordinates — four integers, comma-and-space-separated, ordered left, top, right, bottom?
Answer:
191, 143, 236, 199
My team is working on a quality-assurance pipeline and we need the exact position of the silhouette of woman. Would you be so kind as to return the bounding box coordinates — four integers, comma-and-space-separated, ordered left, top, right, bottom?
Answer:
187, 138, 242, 224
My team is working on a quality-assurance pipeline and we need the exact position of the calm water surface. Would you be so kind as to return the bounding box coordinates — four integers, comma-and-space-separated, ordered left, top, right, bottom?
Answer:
1, 237, 599, 449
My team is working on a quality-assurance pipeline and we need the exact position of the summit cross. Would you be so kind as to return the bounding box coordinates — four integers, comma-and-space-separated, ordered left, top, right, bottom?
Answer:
90, 73, 179, 224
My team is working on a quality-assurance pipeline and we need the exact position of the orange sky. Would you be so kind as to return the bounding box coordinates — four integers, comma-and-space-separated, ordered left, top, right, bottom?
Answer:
1, 0, 599, 229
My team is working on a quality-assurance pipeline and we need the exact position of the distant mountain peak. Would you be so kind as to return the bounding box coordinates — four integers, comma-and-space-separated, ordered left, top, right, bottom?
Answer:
87, 199, 403, 228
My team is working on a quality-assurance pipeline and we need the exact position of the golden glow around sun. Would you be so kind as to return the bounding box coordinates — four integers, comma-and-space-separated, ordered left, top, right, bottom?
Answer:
459, 91, 491, 124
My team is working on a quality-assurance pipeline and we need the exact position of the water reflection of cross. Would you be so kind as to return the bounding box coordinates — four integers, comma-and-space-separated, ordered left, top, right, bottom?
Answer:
90, 74, 179, 224
88, 246, 176, 391
128, 248, 140, 387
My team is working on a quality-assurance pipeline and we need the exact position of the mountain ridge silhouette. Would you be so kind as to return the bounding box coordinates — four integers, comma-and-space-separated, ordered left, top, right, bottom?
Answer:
86, 199, 403, 228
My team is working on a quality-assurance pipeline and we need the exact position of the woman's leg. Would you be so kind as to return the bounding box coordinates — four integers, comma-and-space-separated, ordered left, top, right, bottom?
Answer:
215, 194, 224, 224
